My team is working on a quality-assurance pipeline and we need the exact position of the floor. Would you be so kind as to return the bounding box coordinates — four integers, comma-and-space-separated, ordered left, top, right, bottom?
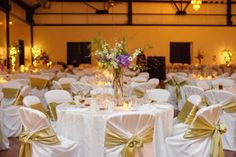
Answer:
0, 110, 236, 157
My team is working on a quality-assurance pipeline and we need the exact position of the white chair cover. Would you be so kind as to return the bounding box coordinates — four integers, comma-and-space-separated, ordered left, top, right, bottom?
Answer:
148, 78, 159, 87
1, 82, 23, 137
18, 107, 80, 157
129, 82, 156, 98
71, 81, 93, 96
23, 96, 41, 108
13, 79, 29, 86
145, 89, 170, 103
138, 72, 150, 79
45, 90, 73, 104
29, 75, 50, 109
212, 78, 234, 90
90, 87, 114, 97
131, 76, 148, 83
105, 112, 155, 157
0, 92, 9, 150
58, 77, 77, 84
205, 90, 236, 151
52, 80, 63, 90
66, 74, 79, 80
166, 104, 222, 157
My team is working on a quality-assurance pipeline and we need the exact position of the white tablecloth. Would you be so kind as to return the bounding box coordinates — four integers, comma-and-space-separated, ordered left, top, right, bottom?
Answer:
56, 103, 174, 157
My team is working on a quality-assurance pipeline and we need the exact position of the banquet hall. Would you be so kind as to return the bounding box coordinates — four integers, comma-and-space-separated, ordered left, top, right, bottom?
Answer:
0, 0, 236, 157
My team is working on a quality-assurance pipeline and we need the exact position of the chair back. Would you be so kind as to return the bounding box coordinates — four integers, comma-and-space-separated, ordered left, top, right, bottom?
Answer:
44, 90, 72, 104
18, 107, 49, 132
182, 85, 205, 98
145, 89, 170, 103
205, 90, 235, 105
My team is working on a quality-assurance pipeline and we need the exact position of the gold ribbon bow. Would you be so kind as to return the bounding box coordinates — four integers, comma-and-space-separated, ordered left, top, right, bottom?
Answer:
30, 77, 49, 90
30, 103, 48, 117
184, 116, 227, 157
177, 100, 194, 123
48, 102, 59, 121
2, 88, 20, 99
222, 101, 236, 113
105, 128, 153, 157
19, 126, 60, 157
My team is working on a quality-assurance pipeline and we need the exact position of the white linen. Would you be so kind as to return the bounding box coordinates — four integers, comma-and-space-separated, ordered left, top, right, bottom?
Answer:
56, 103, 174, 157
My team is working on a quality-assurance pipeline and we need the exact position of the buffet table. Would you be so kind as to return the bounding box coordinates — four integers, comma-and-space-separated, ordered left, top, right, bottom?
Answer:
56, 102, 174, 157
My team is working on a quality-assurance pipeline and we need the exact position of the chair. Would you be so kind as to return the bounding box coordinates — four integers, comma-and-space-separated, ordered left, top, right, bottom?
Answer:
58, 77, 77, 92
71, 81, 93, 96
145, 89, 170, 103
166, 104, 224, 157
148, 78, 159, 87
131, 76, 148, 83
1, 81, 23, 137
23, 96, 48, 116
138, 72, 150, 79
174, 95, 202, 135
29, 75, 50, 109
205, 90, 236, 151
181, 85, 205, 109
212, 78, 234, 90
0, 93, 9, 150
52, 80, 63, 90
18, 107, 80, 157
104, 112, 155, 157
130, 82, 156, 98
45, 90, 73, 121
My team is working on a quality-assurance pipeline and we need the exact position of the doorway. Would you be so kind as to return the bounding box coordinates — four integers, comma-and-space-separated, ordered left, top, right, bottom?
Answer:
18, 40, 25, 65
67, 42, 91, 66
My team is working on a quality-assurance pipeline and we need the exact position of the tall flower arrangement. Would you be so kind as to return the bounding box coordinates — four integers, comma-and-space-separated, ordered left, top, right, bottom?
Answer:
8, 43, 20, 71
92, 37, 142, 105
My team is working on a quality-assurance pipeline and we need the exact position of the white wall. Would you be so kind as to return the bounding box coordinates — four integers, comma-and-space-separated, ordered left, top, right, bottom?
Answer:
33, 26, 236, 65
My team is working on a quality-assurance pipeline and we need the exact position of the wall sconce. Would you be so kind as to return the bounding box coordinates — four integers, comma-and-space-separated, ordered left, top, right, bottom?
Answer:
191, 0, 202, 11
222, 49, 233, 66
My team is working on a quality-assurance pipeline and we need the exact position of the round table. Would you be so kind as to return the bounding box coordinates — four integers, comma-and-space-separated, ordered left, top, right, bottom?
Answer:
56, 102, 174, 157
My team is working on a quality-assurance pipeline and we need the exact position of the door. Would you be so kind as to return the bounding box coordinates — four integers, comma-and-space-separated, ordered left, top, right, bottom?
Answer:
18, 40, 25, 65
67, 42, 91, 66
170, 42, 191, 64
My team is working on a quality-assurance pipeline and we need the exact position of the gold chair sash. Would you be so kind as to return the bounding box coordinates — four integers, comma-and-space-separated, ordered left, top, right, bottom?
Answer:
61, 83, 71, 92
201, 97, 209, 106
184, 116, 227, 157
48, 102, 59, 121
105, 128, 153, 157
177, 100, 194, 123
30, 77, 49, 90
30, 103, 48, 117
222, 101, 236, 113
173, 78, 187, 104
14, 95, 24, 106
0, 130, 2, 143
19, 126, 60, 157
2, 88, 20, 99
184, 105, 199, 125
132, 89, 144, 98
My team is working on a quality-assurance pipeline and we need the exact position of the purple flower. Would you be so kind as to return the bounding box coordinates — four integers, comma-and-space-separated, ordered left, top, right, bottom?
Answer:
116, 55, 130, 68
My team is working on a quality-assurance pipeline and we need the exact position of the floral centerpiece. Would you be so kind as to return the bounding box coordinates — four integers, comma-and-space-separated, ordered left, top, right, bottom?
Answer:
92, 37, 142, 105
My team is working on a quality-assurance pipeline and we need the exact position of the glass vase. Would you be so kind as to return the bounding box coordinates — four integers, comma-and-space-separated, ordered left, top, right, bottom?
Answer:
113, 68, 124, 106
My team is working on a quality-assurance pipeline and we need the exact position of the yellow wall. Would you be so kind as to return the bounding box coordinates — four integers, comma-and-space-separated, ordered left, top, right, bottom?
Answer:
0, 11, 6, 60
33, 26, 236, 65
9, 1, 32, 66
